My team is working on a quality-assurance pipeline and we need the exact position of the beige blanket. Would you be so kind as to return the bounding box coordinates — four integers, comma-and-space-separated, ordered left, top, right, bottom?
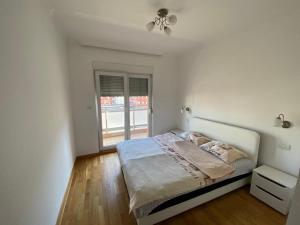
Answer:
172, 141, 234, 179
123, 154, 207, 213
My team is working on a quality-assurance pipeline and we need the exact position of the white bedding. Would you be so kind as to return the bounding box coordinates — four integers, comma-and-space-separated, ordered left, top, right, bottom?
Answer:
117, 134, 254, 218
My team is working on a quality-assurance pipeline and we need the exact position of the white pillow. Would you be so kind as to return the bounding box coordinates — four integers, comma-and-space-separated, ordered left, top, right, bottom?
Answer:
169, 129, 189, 139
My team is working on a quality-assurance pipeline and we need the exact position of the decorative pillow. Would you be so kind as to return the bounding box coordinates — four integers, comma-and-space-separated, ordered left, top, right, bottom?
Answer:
188, 132, 211, 146
200, 141, 248, 163
199, 141, 215, 151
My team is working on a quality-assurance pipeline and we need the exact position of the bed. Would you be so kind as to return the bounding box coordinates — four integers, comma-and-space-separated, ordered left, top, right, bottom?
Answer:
117, 117, 260, 225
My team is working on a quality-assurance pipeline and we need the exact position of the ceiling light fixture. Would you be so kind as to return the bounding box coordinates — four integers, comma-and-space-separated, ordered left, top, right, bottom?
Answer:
146, 8, 177, 35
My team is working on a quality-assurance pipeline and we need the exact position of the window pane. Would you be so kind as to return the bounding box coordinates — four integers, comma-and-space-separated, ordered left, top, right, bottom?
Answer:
100, 96, 125, 146
129, 95, 148, 140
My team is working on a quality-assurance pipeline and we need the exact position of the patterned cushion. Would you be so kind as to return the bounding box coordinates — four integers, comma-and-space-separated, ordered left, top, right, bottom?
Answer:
200, 141, 248, 163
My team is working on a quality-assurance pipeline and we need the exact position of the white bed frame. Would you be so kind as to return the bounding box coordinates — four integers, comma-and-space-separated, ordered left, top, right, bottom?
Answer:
136, 117, 260, 225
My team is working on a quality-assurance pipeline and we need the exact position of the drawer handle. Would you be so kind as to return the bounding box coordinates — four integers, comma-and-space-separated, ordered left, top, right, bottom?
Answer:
257, 173, 286, 188
256, 185, 283, 201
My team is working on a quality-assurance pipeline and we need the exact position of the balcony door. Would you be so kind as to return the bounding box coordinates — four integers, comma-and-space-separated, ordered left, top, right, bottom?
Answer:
95, 71, 152, 150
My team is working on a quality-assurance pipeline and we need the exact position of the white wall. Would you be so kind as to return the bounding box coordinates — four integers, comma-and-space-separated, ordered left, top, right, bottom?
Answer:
0, 1, 75, 225
67, 41, 179, 156
178, 12, 300, 176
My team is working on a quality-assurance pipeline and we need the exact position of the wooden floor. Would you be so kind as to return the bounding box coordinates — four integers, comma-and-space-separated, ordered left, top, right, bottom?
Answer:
60, 153, 287, 225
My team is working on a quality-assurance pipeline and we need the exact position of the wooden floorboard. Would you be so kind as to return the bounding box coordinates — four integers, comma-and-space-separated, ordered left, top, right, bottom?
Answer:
60, 153, 287, 225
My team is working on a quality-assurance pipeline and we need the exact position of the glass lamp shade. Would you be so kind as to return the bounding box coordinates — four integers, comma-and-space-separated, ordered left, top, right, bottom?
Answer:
146, 21, 155, 31
274, 117, 282, 127
164, 26, 172, 35
167, 15, 177, 25
180, 107, 184, 114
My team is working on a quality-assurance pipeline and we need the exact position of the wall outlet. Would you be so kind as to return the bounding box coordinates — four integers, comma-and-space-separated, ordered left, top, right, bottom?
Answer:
278, 143, 292, 151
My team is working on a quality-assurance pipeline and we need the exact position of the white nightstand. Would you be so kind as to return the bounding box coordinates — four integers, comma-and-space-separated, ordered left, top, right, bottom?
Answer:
250, 165, 297, 215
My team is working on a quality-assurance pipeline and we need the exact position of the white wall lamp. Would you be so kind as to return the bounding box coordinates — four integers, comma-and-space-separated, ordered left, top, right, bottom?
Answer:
181, 106, 191, 114
274, 113, 292, 128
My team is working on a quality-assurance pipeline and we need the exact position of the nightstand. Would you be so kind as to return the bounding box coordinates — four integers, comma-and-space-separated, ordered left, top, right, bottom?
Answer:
250, 165, 297, 215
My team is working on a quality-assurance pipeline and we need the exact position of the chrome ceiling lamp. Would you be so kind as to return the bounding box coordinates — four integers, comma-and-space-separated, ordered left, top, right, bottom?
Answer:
146, 8, 177, 35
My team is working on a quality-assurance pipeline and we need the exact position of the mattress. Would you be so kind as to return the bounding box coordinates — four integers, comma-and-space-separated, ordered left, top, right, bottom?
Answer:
117, 135, 254, 218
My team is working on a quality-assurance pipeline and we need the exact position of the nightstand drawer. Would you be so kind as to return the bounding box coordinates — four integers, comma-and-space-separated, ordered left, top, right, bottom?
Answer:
250, 184, 289, 214
252, 172, 289, 200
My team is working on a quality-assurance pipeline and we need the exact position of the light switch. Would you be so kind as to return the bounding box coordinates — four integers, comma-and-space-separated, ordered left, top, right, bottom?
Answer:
278, 143, 292, 151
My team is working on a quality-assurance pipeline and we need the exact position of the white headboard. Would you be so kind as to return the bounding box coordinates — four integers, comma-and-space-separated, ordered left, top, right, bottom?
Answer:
189, 117, 260, 165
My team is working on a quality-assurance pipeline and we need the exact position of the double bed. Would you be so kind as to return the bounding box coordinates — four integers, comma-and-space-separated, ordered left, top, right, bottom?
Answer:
117, 117, 260, 225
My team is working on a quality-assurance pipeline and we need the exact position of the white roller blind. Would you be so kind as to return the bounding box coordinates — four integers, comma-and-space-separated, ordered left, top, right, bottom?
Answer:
100, 75, 124, 96
129, 78, 148, 96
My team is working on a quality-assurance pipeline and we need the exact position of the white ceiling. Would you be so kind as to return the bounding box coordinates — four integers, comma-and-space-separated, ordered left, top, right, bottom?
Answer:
51, 0, 300, 55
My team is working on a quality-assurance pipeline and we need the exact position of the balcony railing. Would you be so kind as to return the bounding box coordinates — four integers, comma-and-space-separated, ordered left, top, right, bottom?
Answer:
101, 105, 148, 146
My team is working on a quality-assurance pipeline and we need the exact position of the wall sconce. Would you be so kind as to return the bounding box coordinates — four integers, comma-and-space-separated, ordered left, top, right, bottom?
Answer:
181, 106, 191, 114
274, 114, 292, 128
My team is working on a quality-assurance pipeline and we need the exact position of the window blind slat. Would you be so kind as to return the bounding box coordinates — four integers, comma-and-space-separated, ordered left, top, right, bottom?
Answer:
129, 78, 148, 96
100, 75, 124, 96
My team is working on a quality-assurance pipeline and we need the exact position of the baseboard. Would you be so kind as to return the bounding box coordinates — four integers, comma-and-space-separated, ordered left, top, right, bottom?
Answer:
76, 149, 116, 159
99, 148, 116, 155
56, 162, 75, 225
76, 152, 102, 159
